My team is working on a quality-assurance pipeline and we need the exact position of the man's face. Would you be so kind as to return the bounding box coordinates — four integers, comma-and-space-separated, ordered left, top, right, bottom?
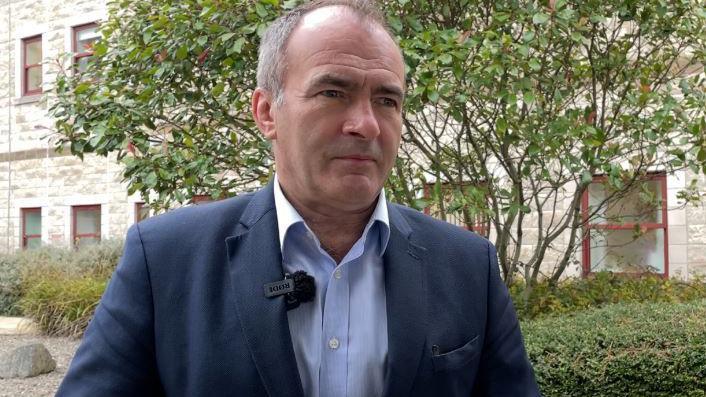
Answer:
255, 7, 405, 214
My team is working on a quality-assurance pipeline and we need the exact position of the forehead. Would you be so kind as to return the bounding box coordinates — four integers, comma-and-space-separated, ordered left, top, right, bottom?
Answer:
283, 6, 405, 91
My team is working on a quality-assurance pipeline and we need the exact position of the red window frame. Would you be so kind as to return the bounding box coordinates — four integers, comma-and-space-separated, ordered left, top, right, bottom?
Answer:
72, 22, 99, 68
22, 35, 42, 96
581, 173, 669, 278
21, 207, 41, 249
135, 202, 150, 223
72, 205, 101, 246
423, 182, 489, 236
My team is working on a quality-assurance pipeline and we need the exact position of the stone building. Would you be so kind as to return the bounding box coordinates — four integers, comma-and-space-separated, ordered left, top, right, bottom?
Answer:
1, 0, 705, 280
0, 0, 147, 252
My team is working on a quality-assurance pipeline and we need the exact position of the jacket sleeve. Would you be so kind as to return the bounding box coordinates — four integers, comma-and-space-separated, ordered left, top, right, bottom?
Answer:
471, 242, 541, 396
56, 225, 164, 396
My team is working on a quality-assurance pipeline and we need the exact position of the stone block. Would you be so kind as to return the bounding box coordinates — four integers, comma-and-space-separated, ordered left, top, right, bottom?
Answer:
669, 209, 686, 226
669, 245, 688, 264
686, 205, 706, 225
687, 245, 706, 264
0, 343, 56, 379
669, 226, 688, 245
688, 225, 706, 245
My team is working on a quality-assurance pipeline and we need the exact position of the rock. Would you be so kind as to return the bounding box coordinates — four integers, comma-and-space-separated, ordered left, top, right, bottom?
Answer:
0, 343, 56, 378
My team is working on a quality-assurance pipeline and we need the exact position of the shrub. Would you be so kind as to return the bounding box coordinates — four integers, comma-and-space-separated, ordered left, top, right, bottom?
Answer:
19, 272, 108, 337
523, 300, 706, 397
0, 255, 22, 315
13, 241, 122, 336
510, 272, 706, 320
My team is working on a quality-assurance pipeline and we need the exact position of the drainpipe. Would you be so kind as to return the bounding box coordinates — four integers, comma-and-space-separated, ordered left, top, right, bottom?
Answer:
6, 0, 13, 253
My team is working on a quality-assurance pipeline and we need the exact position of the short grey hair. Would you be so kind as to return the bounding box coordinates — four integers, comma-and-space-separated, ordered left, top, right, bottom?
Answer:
256, 0, 398, 105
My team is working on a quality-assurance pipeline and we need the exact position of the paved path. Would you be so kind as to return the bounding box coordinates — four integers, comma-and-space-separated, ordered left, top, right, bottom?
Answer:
0, 317, 38, 335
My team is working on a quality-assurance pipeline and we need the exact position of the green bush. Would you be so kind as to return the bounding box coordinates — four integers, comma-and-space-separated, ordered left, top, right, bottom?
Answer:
19, 272, 108, 337
0, 255, 22, 315
1, 241, 123, 336
524, 300, 706, 397
511, 272, 706, 320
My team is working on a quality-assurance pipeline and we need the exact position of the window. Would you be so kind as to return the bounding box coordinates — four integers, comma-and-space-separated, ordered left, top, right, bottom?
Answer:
582, 173, 668, 277
423, 182, 489, 236
21, 208, 41, 249
135, 202, 150, 223
22, 35, 42, 96
73, 23, 99, 72
72, 205, 101, 248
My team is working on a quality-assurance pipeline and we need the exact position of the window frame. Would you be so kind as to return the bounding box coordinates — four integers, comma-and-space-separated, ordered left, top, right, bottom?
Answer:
134, 202, 150, 223
72, 205, 101, 247
22, 35, 42, 96
72, 22, 99, 70
21, 207, 41, 249
581, 173, 669, 278
422, 182, 489, 236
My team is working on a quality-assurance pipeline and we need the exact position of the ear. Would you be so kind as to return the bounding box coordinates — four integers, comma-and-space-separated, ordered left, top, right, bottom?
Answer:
252, 88, 277, 140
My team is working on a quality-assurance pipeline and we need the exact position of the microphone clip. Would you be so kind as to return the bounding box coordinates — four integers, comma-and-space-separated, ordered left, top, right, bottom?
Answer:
263, 270, 316, 311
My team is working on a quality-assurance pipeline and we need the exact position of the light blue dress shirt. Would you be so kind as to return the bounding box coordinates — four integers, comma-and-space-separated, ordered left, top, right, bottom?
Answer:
274, 176, 390, 397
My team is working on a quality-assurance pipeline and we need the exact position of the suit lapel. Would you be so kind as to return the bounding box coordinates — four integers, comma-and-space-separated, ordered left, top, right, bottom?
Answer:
225, 183, 304, 397
383, 205, 428, 397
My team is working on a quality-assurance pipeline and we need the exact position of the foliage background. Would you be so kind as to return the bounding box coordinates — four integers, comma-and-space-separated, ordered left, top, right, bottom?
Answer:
49, 0, 706, 292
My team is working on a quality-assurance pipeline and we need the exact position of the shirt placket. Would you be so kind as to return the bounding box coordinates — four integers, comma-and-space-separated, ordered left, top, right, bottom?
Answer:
320, 263, 350, 397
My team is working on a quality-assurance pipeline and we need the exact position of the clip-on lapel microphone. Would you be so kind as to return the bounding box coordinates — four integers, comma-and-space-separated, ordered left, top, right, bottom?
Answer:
263, 270, 316, 310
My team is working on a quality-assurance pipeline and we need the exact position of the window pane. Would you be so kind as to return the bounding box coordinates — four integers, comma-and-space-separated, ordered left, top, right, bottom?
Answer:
76, 236, 99, 248
26, 237, 42, 249
27, 66, 42, 91
588, 179, 663, 224
589, 228, 665, 273
76, 56, 90, 72
24, 211, 41, 235
77, 27, 99, 52
76, 208, 100, 234
25, 40, 41, 64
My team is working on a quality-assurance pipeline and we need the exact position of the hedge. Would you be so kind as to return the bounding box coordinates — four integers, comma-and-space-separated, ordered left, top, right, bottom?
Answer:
511, 272, 706, 320
524, 300, 706, 396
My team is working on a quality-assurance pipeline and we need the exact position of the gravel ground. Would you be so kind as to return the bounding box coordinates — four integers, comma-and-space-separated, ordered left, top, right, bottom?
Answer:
0, 335, 81, 397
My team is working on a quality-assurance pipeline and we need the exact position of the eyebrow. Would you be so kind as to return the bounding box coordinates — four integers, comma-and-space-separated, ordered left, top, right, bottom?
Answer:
308, 73, 405, 101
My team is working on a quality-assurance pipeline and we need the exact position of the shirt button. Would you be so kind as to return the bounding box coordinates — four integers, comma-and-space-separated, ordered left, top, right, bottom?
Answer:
328, 337, 340, 350
333, 269, 342, 279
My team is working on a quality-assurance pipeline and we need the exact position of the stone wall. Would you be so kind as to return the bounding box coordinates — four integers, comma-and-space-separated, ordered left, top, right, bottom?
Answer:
0, 0, 145, 252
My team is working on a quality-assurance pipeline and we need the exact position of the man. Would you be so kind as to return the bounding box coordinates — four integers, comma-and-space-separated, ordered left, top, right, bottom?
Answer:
58, 1, 540, 396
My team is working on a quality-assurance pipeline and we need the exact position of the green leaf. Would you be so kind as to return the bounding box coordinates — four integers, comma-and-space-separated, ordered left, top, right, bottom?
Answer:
533, 13, 550, 25
428, 90, 440, 103
528, 59, 541, 71
231, 38, 246, 54
176, 45, 188, 60
197, 36, 208, 47
74, 83, 91, 95
212, 83, 225, 97
581, 171, 593, 185
220, 32, 236, 42
528, 144, 541, 156
255, 2, 268, 18
439, 54, 453, 65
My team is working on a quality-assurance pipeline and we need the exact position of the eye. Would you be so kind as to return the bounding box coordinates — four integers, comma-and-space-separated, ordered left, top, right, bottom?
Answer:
320, 90, 343, 98
376, 97, 398, 108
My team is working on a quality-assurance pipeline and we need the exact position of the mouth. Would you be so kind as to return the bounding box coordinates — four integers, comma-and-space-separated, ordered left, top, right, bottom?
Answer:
336, 154, 376, 162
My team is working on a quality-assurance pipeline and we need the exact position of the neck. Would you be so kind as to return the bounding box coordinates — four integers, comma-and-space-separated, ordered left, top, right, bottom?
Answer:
281, 188, 378, 264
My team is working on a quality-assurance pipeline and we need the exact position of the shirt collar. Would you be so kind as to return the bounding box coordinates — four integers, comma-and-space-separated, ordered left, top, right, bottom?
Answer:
273, 174, 390, 253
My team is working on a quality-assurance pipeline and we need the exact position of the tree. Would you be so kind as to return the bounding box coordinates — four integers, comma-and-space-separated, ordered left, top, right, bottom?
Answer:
383, 0, 706, 297
50, 0, 706, 293
50, 0, 290, 208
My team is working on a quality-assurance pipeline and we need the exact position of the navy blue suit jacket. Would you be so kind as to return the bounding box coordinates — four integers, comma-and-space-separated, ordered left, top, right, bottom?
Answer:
57, 182, 540, 396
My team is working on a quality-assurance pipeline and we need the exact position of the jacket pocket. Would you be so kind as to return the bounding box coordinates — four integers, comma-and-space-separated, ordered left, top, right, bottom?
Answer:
431, 335, 479, 372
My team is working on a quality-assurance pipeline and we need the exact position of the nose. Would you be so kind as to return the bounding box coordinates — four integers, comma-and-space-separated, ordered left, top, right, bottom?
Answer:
342, 99, 381, 139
